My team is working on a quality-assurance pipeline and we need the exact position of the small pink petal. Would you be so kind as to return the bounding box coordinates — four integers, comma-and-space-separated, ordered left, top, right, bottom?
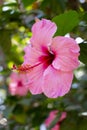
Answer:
10, 72, 19, 81
45, 110, 66, 130
30, 19, 57, 51
9, 72, 28, 96
45, 111, 58, 126
15, 85, 28, 96
9, 82, 17, 95
51, 36, 80, 71
35, 17, 40, 22
51, 125, 60, 130
59, 112, 67, 121
45, 111, 60, 130
43, 65, 73, 98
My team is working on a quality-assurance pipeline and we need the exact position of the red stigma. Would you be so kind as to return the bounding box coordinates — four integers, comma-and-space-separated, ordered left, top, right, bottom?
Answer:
12, 64, 17, 70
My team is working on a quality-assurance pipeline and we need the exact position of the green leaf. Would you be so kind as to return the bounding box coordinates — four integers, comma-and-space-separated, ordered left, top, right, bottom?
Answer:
52, 10, 79, 36
22, 0, 36, 7
61, 119, 77, 130
79, 42, 87, 65
82, 12, 87, 22
61, 113, 77, 130
56, 0, 66, 12
0, 30, 11, 54
3, 105, 15, 118
19, 98, 31, 106
78, 117, 87, 130
14, 114, 27, 124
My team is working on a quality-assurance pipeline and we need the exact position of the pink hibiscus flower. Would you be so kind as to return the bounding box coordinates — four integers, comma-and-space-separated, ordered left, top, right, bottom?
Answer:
16, 18, 80, 98
44, 110, 66, 130
9, 72, 28, 96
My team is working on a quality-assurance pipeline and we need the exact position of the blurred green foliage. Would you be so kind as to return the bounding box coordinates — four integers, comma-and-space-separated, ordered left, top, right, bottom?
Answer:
0, 0, 87, 130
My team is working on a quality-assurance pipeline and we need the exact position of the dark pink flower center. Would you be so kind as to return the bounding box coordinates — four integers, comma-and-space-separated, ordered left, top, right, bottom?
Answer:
39, 51, 55, 67
16, 48, 55, 73
17, 81, 23, 87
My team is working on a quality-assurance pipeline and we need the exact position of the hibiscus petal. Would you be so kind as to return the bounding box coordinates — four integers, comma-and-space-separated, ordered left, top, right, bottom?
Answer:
9, 82, 17, 95
45, 111, 58, 127
51, 124, 60, 130
43, 65, 73, 98
26, 64, 45, 94
23, 44, 43, 66
9, 73, 28, 96
59, 112, 67, 122
15, 86, 28, 96
51, 36, 80, 71
10, 72, 19, 81
30, 19, 57, 51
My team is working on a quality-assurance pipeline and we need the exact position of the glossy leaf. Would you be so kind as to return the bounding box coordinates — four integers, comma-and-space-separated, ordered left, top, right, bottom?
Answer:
52, 10, 79, 35
79, 42, 87, 65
